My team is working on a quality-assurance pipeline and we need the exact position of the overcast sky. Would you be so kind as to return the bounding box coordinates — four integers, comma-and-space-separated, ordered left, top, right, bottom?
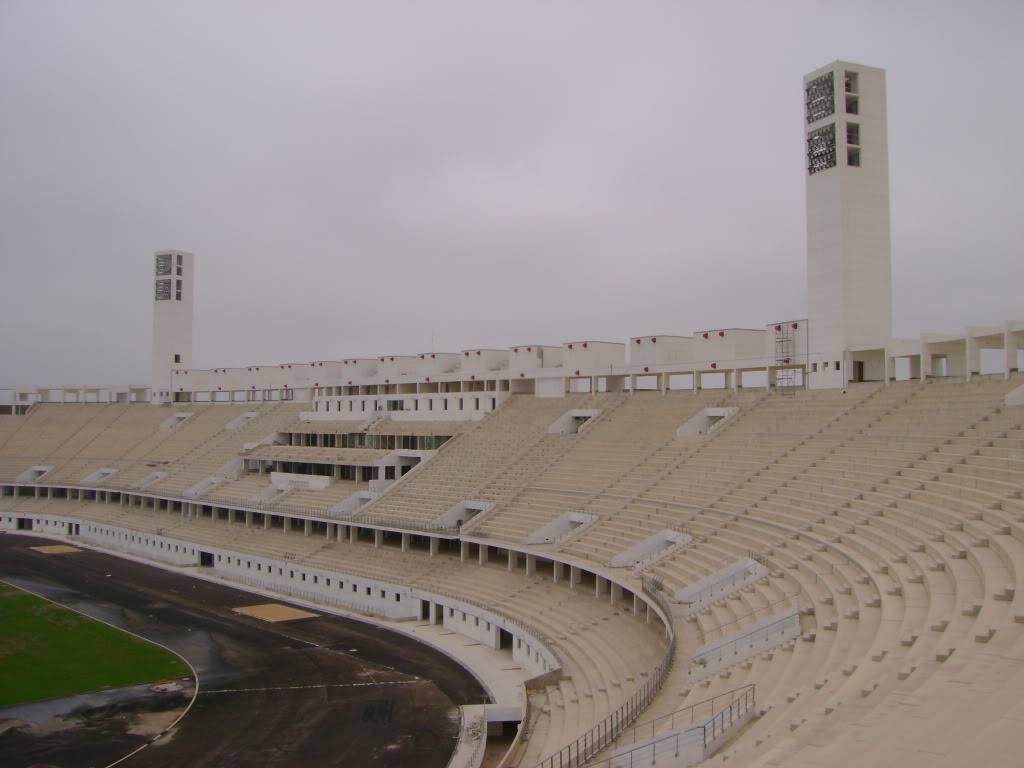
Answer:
1, 1, 1021, 386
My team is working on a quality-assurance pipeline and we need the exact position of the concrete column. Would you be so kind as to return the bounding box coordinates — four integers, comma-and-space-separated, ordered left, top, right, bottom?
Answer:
401, 532, 410, 552
479, 545, 489, 565
553, 561, 564, 584
507, 549, 516, 572
264, 514, 271, 530
596, 576, 609, 598
967, 336, 981, 379
611, 582, 623, 604
283, 517, 291, 533
525, 554, 536, 576
569, 566, 580, 589
337, 524, 344, 543
1006, 327, 1019, 378
227, 509, 236, 524
884, 350, 893, 384
633, 592, 641, 617
659, 373, 667, 395
373, 529, 383, 548
349, 525, 356, 544
429, 537, 439, 557
326, 523, 333, 541
645, 602, 652, 624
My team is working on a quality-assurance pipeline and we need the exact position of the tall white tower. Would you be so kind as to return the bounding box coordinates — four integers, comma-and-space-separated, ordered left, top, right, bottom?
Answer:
150, 250, 194, 403
804, 61, 892, 388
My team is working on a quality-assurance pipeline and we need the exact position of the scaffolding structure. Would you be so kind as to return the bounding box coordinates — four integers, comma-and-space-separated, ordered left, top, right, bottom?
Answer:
774, 327, 799, 393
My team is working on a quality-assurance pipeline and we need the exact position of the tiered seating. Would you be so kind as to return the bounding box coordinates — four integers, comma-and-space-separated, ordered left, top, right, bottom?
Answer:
3, 377, 1023, 768
476, 392, 722, 542
148, 402, 304, 495
355, 394, 587, 525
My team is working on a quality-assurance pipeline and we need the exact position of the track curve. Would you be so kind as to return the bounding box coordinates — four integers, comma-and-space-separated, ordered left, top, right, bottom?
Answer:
0, 535, 487, 768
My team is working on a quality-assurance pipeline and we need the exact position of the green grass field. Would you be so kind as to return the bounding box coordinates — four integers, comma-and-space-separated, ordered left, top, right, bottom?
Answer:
0, 581, 191, 708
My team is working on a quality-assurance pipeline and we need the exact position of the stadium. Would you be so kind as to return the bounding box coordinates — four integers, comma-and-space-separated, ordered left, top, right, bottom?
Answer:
1, 56, 1022, 768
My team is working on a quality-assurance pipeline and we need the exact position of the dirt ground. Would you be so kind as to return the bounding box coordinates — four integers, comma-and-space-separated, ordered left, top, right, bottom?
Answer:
0, 534, 488, 768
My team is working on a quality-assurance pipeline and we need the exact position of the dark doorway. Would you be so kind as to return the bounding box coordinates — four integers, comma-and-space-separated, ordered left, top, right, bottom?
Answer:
17, 518, 32, 531
853, 361, 865, 382
199, 551, 214, 567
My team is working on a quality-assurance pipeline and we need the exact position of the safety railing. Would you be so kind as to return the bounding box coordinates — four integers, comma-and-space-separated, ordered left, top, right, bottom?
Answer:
601, 684, 755, 753
532, 581, 676, 768
689, 607, 800, 678
582, 685, 756, 768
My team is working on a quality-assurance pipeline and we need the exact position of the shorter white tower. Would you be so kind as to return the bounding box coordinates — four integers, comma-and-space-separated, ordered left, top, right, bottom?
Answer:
150, 250, 194, 403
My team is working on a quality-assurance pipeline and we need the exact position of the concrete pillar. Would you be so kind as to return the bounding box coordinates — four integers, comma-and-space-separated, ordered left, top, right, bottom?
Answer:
884, 350, 894, 384
966, 336, 981, 379
326, 523, 333, 541
244, 510, 253, 527
633, 592, 641, 617
645, 602, 652, 624
569, 566, 580, 589
611, 582, 623, 604
659, 373, 667, 395
553, 561, 564, 584
508, 549, 516, 572
401, 532, 410, 552
429, 537, 439, 557
264, 514, 271, 530
283, 517, 291, 533
479, 545, 489, 565
349, 525, 356, 544
227, 509, 236, 524
373, 529, 383, 548
460, 541, 469, 562
337, 524, 345, 542
1006, 327, 1019, 378
596, 576, 609, 598
525, 554, 536, 576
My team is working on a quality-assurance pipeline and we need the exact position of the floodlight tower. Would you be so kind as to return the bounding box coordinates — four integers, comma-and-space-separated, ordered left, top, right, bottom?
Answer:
150, 250, 194, 403
804, 61, 892, 388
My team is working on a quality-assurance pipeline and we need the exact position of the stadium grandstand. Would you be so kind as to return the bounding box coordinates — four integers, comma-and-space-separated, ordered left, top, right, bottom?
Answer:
2, 60, 1023, 768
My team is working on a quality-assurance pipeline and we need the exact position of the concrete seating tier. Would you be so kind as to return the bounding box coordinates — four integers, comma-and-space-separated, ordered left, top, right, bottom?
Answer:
355, 394, 590, 525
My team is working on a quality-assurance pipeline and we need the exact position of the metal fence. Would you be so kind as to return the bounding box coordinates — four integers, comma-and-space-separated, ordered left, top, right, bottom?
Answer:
533, 581, 677, 768
582, 685, 756, 768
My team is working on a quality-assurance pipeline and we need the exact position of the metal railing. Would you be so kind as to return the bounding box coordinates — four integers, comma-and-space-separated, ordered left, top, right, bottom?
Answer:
533, 580, 676, 768
605, 684, 755, 753
690, 607, 800, 678
582, 685, 756, 768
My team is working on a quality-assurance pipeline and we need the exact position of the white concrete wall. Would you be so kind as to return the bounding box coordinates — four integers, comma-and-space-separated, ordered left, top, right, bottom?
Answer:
563, 341, 625, 373
459, 349, 510, 376
629, 336, 693, 366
